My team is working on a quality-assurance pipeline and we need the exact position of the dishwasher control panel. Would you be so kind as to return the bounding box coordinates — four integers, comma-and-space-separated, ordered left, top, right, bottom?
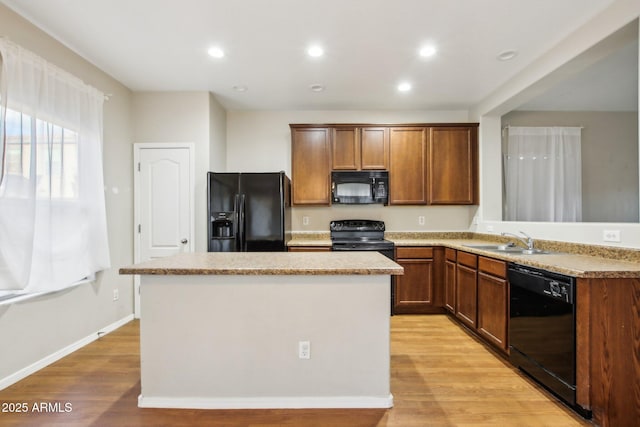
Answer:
508, 264, 575, 304
545, 280, 570, 302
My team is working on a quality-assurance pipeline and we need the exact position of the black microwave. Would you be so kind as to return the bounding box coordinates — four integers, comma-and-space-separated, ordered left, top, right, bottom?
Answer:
331, 171, 389, 205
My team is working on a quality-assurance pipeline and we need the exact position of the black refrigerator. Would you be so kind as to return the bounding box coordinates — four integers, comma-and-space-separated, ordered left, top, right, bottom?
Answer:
207, 172, 291, 252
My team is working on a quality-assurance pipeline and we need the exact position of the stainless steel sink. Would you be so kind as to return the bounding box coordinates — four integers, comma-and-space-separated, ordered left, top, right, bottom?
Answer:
463, 244, 552, 255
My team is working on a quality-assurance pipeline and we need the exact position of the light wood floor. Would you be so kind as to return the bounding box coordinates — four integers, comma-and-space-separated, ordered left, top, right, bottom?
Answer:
0, 315, 591, 426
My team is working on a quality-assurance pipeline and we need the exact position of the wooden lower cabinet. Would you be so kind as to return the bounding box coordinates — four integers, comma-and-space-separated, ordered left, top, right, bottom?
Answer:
476, 257, 508, 352
393, 246, 444, 314
452, 251, 508, 353
444, 248, 457, 313
576, 277, 640, 427
455, 260, 477, 328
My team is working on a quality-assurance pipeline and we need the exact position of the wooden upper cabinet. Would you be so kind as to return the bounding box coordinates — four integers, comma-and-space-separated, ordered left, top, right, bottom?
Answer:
360, 127, 389, 170
389, 127, 428, 205
332, 127, 360, 170
291, 127, 331, 205
428, 126, 478, 205
290, 123, 478, 206
331, 127, 389, 170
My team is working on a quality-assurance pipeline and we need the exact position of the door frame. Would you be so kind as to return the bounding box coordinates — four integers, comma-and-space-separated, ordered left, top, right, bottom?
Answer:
133, 142, 195, 318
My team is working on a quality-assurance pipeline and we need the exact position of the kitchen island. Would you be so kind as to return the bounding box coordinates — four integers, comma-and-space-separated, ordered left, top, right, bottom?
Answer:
119, 251, 403, 410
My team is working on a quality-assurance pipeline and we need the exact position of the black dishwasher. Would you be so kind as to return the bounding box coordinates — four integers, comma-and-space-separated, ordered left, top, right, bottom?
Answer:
508, 264, 587, 416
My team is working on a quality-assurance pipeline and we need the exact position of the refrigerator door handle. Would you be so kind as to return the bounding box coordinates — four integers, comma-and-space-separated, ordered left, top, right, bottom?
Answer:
238, 194, 246, 251
233, 194, 241, 251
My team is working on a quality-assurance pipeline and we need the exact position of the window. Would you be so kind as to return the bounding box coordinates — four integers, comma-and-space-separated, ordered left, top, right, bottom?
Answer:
503, 126, 582, 222
0, 38, 110, 293
4, 108, 79, 199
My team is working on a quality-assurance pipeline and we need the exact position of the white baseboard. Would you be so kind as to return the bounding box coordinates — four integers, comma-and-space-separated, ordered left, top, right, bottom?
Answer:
0, 314, 134, 390
138, 394, 394, 409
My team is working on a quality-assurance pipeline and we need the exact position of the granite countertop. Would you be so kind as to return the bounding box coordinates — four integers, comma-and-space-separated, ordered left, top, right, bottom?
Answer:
119, 251, 403, 276
287, 233, 332, 247
287, 232, 640, 279
392, 238, 640, 278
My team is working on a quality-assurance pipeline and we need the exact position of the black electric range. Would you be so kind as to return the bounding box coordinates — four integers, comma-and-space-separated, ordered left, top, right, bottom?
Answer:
329, 219, 394, 260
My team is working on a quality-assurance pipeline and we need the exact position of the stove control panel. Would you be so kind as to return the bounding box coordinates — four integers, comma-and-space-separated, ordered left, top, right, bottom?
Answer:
330, 220, 385, 232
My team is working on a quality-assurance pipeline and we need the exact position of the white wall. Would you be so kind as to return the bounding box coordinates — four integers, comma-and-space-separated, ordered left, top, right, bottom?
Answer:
471, 0, 640, 248
132, 91, 227, 252
209, 93, 227, 172
227, 109, 477, 232
0, 4, 134, 384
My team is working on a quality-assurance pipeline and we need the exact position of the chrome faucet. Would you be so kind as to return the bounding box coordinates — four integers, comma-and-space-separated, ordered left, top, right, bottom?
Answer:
501, 231, 535, 251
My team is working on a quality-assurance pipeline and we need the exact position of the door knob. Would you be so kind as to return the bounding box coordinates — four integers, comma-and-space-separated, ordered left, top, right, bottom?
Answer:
181, 239, 188, 244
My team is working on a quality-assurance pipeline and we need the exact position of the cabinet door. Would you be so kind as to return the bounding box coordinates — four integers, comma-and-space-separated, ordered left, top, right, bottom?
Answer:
389, 127, 428, 204
332, 127, 360, 170
428, 126, 478, 205
393, 258, 434, 314
456, 263, 477, 329
361, 127, 389, 170
445, 259, 457, 313
477, 271, 508, 352
291, 127, 331, 205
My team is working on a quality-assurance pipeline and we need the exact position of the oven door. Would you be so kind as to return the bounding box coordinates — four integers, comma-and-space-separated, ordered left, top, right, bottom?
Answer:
331, 243, 394, 260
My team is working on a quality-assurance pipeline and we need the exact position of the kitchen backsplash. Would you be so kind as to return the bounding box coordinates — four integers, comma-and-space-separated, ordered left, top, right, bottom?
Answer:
292, 205, 478, 232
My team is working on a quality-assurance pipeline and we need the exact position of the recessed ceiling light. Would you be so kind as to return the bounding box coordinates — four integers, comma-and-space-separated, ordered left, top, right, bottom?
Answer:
232, 85, 248, 92
307, 45, 324, 58
397, 82, 412, 92
497, 49, 518, 61
309, 83, 325, 92
207, 46, 225, 58
419, 45, 437, 58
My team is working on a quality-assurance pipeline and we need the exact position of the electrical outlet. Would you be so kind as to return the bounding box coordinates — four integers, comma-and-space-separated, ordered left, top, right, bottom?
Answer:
298, 341, 310, 359
603, 230, 621, 242
487, 225, 495, 232
302, 216, 309, 226
418, 216, 425, 226
113, 289, 119, 301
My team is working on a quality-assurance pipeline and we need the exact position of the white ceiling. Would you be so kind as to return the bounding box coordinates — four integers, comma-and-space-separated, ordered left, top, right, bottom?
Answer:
0, 0, 625, 111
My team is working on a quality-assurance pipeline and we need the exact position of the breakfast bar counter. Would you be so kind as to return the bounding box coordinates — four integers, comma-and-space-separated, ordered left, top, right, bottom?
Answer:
120, 252, 403, 410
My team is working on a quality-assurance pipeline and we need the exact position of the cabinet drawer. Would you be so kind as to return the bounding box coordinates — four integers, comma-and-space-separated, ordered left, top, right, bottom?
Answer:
457, 251, 477, 268
445, 248, 457, 262
478, 256, 507, 278
396, 247, 433, 259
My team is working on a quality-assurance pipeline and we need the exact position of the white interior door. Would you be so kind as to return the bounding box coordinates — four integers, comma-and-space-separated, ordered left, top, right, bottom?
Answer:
134, 143, 194, 318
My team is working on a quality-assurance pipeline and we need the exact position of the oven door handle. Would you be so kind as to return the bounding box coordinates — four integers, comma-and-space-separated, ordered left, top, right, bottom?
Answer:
332, 245, 359, 251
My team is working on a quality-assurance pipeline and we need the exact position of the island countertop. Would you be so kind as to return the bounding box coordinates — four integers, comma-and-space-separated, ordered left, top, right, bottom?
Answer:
119, 251, 403, 276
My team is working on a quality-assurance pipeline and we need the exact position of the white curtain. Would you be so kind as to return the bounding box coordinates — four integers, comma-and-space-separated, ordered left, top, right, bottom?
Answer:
0, 38, 110, 293
504, 126, 582, 222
